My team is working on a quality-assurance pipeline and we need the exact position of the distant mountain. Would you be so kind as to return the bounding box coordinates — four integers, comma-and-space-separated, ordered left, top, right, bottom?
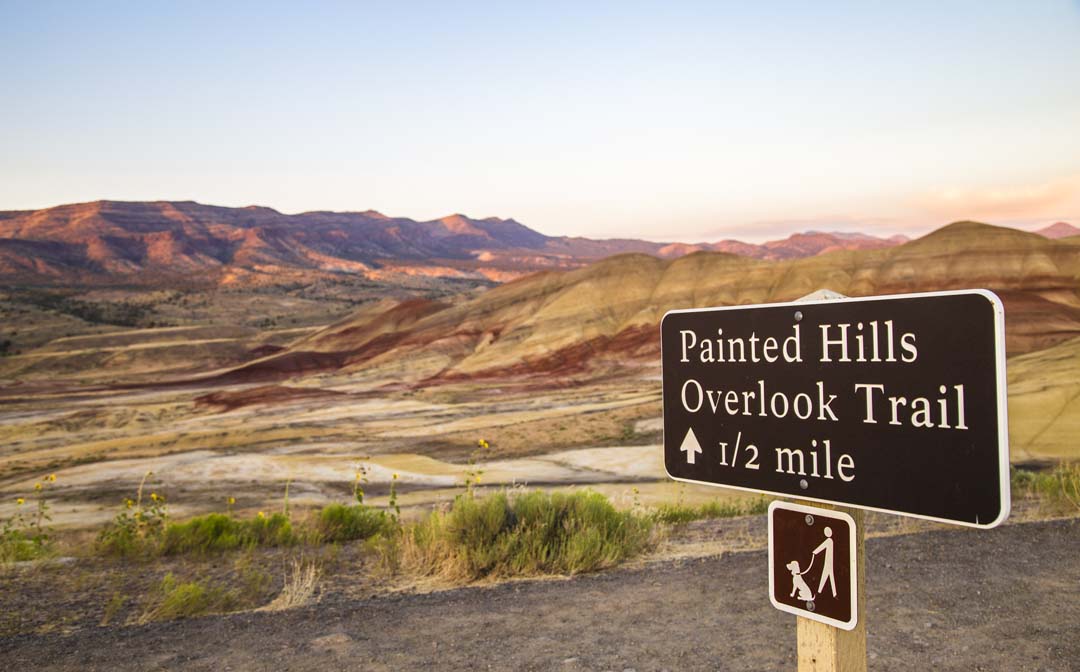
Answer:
0, 200, 910, 287
1034, 222, 1080, 239
0, 200, 551, 286
211, 221, 1080, 385
735, 230, 909, 260
657, 231, 908, 260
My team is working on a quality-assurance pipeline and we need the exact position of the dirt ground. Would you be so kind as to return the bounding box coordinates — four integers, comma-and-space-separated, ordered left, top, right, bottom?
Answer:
2, 517, 1076, 671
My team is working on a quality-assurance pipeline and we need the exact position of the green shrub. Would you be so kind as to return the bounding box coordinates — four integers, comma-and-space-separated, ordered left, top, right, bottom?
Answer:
649, 497, 768, 525
161, 512, 295, 555
96, 522, 145, 558
2, 476, 57, 563
242, 512, 296, 547
1012, 463, 1080, 513
162, 513, 242, 554
96, 474, 168, 558
316, 504, 394, 543
399, 490, 653, 581
140, 573, 237, 622
0, 531, 43, 563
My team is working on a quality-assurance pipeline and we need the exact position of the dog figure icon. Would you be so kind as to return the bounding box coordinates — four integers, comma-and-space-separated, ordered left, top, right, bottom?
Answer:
786, 560, 815, 601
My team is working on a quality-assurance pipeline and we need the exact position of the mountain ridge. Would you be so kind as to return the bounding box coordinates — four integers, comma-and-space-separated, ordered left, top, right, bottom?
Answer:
0, 200, 909, 287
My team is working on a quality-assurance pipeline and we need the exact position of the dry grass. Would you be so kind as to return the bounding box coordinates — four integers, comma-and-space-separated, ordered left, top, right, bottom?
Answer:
260, 558, 321, 611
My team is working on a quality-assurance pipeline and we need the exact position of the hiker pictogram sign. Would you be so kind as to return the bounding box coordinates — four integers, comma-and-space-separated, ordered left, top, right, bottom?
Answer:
768, 501, 857, 630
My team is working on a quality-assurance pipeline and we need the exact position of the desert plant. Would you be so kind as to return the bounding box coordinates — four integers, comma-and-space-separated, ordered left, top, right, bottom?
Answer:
649, 497, 769, 525
463, 439, 491, 498
352, 461, 370, 505
161, 512, 296, 555
315, 462, 400, 542
316, 503, 393, 543
96, 472, 168, 557
245, 511, 297, 546
139, 573, 237, 623
398, 489, 653, 581
1, 474, 57, 563
100, 591, 127, 626
388, 472, 401, 521
260, 557, 320, 611
1012, 463, 1080, 513
234, 551, 274, 603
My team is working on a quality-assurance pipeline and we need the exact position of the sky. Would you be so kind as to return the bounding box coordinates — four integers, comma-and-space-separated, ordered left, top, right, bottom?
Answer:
1, 1, 1079, 243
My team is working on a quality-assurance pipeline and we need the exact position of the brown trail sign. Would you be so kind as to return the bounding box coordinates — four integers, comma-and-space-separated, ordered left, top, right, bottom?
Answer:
660, 289, 1009, 527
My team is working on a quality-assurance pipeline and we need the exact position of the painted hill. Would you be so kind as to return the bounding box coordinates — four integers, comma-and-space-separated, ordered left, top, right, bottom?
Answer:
0, 201, 908, 287
0, 201, 550, 286
1034, 222, 1080, 239
214, 221, 1080, 385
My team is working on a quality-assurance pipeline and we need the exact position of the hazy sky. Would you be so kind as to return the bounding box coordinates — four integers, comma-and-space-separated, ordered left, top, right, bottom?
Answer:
2, 1, 1079, 242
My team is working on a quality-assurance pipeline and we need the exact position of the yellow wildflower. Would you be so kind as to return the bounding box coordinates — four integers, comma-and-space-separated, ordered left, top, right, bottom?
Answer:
392, 473, 399, 480
257, 511, 265, 519
15, 497, 24, 506
125, 498, 134, 508
227, 496, 236, 505
47, 474, 57, 482
34, 482, 42, 491
150, 493, 158, 501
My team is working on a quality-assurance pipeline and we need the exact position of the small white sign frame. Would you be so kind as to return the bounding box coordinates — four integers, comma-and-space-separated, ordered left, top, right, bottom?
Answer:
768, 500, 858, 631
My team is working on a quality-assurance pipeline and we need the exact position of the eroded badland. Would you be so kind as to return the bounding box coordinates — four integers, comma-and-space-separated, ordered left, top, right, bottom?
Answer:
1, 212, 1079, 662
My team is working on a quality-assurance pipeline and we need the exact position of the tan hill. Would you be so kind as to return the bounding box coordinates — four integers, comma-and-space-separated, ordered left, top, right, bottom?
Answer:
1034, 222, 1080, 239
212, 221, 1080, 385
710, 231, 907, 260
0, 324, 309, 383
1007, 335, 1080, 461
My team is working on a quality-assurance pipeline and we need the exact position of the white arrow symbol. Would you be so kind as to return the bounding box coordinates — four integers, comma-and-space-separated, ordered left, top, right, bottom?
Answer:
680, 427, 703, 464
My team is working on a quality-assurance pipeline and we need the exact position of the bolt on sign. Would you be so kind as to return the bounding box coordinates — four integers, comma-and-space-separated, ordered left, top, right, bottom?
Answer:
661, 290, 1009, 528
768, 501, 857, 630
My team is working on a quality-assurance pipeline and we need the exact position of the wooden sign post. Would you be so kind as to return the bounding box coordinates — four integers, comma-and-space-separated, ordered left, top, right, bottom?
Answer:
794, 505, 865, 672
792, 295, 865, 672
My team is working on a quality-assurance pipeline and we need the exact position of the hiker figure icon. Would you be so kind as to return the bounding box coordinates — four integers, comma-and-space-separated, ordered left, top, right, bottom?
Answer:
813, 526, 837, 598
786, 526, 837, 603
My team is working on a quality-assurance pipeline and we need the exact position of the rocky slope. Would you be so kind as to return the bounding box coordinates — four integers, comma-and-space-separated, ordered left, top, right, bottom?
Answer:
216, 221, 1080, 385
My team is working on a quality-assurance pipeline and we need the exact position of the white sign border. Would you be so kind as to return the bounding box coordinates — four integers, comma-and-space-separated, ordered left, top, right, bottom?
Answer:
768, 500, 858, 631
661, 288, 1011, 529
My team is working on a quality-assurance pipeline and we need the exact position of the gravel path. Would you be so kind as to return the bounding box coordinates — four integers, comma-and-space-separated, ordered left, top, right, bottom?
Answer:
3, 517, 1077, 671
